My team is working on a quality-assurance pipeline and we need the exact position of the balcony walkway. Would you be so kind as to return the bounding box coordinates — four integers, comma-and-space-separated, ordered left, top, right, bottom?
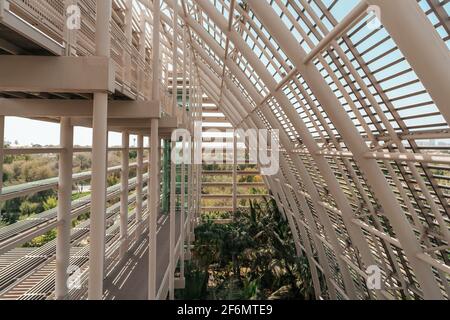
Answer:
104, 213, 181, 300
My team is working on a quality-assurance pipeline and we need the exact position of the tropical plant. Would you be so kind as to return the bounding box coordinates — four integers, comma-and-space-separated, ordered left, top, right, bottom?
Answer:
185, 197, 316, 300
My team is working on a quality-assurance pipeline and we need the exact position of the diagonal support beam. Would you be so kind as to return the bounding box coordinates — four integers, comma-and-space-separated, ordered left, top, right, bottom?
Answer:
247, 0, 443, 299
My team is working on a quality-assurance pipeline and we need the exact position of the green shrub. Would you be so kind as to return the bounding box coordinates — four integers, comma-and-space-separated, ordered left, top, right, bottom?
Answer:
19, 201, 38, 216
43, 196, 58, 211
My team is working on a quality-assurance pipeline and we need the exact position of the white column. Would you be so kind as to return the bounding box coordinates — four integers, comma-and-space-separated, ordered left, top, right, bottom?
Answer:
169, 0, 179, 300
135, 134, 144, 236
55, 117, 73, 299
148, 120, 159, 300
148, 0, 161, 300
88, 0, 111, 300
120, 131, 129, 258
186, 136, 193, 260
180, 25, 187, 273
89, 93, 108, 300
232, 132, 237, 214
172, 0, 179, 117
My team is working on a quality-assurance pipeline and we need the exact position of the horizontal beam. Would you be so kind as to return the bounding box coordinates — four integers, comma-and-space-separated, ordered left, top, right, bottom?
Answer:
105, 117, 178, 129
201, 207, 250, 212
0, 161, 148, 202
310, 149, 450, 165
0, 99, 161, 118
0, 56, 115, 93
201, 194, 269, 199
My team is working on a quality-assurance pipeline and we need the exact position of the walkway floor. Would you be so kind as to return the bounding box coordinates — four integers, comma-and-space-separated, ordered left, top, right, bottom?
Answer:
103, 213, 181, 300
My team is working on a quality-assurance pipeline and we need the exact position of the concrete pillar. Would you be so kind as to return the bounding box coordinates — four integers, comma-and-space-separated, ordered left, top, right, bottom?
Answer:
148, 120, 159, 300
55, 117, 73, 299
172, 0, 179, 117
88, 0, 111, 300
120, 131, 130, 258
148, 0, 161, 300
232, 132, 237, 214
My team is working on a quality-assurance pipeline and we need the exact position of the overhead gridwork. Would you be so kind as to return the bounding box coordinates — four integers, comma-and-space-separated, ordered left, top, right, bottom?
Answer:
177, 0, 450, 300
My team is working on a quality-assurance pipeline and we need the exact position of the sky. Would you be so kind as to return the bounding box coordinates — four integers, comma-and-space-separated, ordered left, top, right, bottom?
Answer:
5, 117, 129, 147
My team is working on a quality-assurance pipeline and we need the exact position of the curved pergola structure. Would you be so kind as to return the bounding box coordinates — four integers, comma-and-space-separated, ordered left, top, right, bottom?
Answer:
0, 0, 449, 300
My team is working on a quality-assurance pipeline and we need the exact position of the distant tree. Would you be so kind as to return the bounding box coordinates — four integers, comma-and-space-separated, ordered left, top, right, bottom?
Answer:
75, 153, 91, 171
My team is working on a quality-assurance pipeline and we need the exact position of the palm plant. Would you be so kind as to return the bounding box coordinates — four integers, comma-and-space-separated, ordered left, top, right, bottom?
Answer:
186, 197, 317, 300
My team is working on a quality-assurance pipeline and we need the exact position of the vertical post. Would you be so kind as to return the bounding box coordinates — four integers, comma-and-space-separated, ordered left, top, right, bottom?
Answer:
182, 26, 187, 123
186, 136, 193, 260
172, 0, 178, 117
148, 120, 159, 300
197, 81, 202, 222
169, 0, 179, 299
120, 131, 129, 258
55, 118, 74, 299
187, 46, 195, 248
180, 24, 187, 271
88, 0, 111, 300
232, 131, 237, 214
169, 140, 176, 300
135, 134, 144, 236
148, 0, 160, 300
180, 139, 186, 277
